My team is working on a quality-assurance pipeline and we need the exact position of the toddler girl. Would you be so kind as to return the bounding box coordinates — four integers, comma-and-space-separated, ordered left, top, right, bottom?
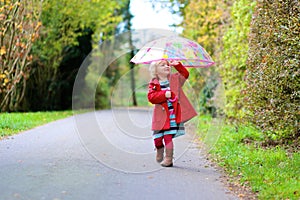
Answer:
148, 60, 197, 167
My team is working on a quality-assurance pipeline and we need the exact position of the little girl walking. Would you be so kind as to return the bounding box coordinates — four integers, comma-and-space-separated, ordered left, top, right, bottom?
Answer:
148, 60, 197, 167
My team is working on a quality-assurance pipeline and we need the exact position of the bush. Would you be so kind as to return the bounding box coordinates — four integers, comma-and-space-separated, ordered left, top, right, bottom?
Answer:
246, 0, 300, 140
219, 0, 256, 121
180, 0, 230, 116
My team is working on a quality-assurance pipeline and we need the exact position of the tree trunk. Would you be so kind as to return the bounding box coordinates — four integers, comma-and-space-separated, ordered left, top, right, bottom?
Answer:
126, 0, 137, 106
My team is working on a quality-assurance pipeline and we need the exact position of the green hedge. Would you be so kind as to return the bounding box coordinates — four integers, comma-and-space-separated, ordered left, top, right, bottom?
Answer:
220, 0, 256, 121
246, 0, 300, 140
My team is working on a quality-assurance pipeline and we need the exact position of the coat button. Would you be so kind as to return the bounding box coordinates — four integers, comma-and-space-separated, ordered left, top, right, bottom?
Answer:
162, 107, 165, 111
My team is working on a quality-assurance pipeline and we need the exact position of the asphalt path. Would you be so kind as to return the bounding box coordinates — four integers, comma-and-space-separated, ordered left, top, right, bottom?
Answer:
0, 108, 237, 200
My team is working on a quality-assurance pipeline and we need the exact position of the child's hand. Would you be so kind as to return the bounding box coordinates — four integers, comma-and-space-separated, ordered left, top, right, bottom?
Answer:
165, 91, 171, 98
169, 60, 180, 66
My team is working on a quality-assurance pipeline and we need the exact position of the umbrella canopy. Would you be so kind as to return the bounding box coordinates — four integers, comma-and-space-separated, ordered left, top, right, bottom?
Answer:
130, 36, 215, 68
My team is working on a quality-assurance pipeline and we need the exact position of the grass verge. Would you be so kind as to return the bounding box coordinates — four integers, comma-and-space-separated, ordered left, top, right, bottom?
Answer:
0, 111, 74, 138
198, 115, 300, 200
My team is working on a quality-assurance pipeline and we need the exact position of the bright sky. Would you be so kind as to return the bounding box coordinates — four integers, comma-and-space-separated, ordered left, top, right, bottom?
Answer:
130, 0, 182, 33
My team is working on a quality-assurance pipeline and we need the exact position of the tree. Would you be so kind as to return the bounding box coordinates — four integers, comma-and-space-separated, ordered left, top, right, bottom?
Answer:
0, 0, 42, 111
125, 0, 137, 106
25, 0, 127, 110
177, 0, 231, 116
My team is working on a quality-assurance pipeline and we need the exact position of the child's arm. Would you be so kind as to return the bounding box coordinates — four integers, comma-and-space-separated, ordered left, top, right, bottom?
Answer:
170, 61, 189, 86
148, 83, 175, 104
170, 61, 189, 79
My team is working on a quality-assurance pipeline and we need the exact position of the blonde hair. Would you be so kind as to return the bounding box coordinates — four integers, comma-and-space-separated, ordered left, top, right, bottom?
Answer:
149, 60, 169, 79
149, 61, 158, 79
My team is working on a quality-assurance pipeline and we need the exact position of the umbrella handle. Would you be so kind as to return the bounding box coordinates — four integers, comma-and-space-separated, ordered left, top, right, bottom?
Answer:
168, 96, 177, 103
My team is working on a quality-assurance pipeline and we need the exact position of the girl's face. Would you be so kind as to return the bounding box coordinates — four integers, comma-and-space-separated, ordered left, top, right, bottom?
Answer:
156, 60, 170, 78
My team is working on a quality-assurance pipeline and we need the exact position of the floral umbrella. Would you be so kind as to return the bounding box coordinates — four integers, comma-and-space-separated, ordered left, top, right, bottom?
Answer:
130, 36, 215, 68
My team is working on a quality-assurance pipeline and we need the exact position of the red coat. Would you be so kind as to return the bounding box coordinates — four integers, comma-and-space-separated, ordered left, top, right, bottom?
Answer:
148, 63, 197, 131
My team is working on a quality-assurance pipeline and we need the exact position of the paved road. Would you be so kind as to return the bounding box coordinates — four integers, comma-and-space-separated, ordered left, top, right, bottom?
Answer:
0, 108, 237, 200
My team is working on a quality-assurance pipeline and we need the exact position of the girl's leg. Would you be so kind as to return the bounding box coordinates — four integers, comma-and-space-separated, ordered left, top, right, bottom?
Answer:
161, 134, 174, 167
154, 137, 164, 163
163, 134, 174, 149
154, 137, 164, 148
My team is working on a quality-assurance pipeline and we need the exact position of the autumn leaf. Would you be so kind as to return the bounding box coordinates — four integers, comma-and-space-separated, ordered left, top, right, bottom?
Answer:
34, 21, 42, 31
0, 46, 6, 55
0, 14, 6, 20
17, 24, 23, 32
